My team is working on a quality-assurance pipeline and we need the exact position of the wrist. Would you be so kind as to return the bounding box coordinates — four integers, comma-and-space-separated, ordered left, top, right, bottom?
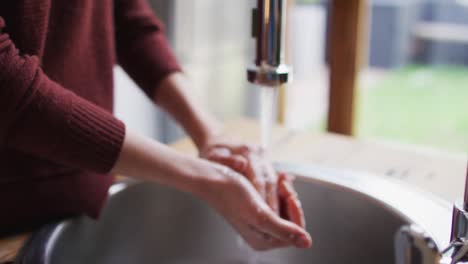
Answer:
182, 157, 230, 202
194, 122, 224, 152
175, 156, 214, 197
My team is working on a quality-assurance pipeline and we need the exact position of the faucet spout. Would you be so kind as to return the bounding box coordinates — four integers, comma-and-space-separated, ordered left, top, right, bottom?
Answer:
247, 0, 290, 87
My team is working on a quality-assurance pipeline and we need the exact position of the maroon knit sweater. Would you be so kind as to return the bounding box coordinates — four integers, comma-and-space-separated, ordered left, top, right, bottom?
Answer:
0, 0, 180, 234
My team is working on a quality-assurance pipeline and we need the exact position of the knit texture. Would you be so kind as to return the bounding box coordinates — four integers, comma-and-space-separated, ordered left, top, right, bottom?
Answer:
0, 0, 181, 234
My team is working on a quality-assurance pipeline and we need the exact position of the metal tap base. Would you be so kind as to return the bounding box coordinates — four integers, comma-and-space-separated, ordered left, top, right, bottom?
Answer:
247, 64, 290, 87
452, 202, 468, 242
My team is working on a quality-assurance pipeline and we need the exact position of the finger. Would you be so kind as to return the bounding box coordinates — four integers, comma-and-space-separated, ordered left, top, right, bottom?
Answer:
211, 154, 247, 173
278, 172, 295, 182
286, 196, 306, 228
208, 143, 258, 155
230, 144, 262, 156
278, 176, 305, 227
278, 173, 298, 199
244, 153, 266, 198
278, 174, 289, 219
206, 149, 248, 173
277, 176, 289, 199
265, 178, 279, 214
253, 208, 312, 248
263, 163, 279, 214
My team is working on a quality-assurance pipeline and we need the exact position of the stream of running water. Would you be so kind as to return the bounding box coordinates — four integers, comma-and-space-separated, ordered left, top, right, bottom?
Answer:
238, 85, 279, 264
259, 85, 279, 149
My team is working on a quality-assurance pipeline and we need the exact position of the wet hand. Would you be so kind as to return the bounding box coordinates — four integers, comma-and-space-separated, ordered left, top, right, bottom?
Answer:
200, 138, 308, 231
278, 173, 306, 228
200, 163, 312, 251
200, 139, 279, 214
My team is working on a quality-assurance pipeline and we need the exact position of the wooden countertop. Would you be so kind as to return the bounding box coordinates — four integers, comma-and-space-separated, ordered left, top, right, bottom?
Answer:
1, 118, 466, 263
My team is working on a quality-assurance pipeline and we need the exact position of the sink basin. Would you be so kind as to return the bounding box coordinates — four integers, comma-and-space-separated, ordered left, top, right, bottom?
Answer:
44, 163, 452, 264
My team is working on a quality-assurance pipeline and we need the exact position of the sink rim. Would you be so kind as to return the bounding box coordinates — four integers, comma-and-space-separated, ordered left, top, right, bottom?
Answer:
44, 162, 453, 263
274, 162, 452, 249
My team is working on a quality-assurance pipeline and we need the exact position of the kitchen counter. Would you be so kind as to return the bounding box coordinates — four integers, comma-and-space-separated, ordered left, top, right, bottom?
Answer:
1, 118, 466, 263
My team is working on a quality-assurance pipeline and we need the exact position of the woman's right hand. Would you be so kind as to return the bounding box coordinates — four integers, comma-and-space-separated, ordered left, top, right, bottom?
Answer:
198, 162, 312, 251
112, 130, 311, 251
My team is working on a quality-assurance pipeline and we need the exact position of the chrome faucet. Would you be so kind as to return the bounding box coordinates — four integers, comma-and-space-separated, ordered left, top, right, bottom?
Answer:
396, 163, 468, 264
246, 3, 466, 261
247, 0, 291, 148
247, 0, 290, 87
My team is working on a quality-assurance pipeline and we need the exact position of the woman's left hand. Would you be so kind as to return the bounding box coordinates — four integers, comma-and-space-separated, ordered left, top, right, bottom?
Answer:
199, 136, 305, 228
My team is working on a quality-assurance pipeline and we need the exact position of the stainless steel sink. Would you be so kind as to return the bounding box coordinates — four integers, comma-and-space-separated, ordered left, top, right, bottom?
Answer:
44, 163, 452, 264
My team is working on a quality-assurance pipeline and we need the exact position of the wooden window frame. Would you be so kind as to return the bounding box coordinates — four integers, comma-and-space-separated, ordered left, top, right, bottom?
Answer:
327, 0, 369, 135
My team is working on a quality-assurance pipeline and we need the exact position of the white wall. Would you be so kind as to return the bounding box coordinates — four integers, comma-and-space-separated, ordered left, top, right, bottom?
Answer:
113, 66, 160, 139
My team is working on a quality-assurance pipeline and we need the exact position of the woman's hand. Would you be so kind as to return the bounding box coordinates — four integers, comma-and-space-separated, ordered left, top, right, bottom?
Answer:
200, 162, 312, 251
111, 128, 311, 251
199, 137, 306, 229
278, 173, 306, 228
200, 139, 279, 213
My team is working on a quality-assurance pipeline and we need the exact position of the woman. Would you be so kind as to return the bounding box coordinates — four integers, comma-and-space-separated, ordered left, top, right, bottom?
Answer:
0, 0, 312, 251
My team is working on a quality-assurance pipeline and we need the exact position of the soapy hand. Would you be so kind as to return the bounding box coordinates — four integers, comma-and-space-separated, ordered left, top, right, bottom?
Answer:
200, 137, 307, 229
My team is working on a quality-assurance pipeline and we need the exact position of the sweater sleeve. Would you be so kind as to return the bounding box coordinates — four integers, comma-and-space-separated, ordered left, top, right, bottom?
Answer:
114, 0, 182, 99
0, 17, 125, 173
